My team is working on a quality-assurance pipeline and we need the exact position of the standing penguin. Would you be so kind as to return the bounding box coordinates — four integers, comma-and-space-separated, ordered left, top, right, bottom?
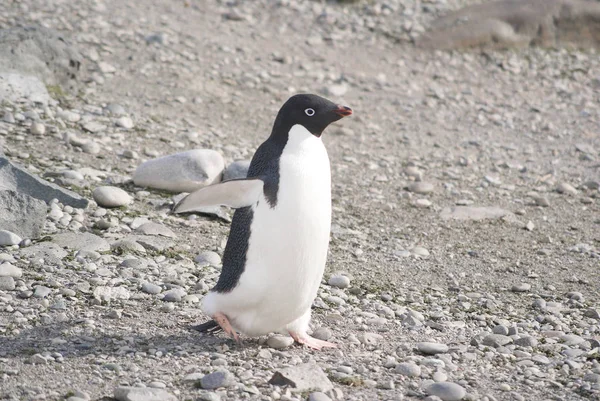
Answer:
175, 94, 352, 349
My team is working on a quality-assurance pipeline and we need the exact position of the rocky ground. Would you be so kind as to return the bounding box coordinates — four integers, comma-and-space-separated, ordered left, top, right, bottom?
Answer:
0, 0, 599, 400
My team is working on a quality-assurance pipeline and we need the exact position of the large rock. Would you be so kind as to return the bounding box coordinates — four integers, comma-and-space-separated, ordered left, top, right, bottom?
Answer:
440, 206, 513, 221
0, 157, 88, 208
0, 26, 82, 91
52, 232, 110, 252
0, 190, 46, 239
417, 0, 600, 50
0, 73, 50, 104
133, 149, 225, 193
269, 362, 333, 393
114, 387, 177, 401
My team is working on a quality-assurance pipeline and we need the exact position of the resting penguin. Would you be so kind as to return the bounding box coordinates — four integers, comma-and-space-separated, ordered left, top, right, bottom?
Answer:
175, 94, 352, 349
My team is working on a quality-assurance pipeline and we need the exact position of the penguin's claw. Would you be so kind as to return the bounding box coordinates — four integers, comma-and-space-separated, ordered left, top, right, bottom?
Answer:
213, 312, 240, 343
289, 332, 337, 350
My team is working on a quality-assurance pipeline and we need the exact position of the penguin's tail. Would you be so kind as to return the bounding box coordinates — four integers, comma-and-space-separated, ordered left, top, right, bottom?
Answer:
191, 319, 223, 334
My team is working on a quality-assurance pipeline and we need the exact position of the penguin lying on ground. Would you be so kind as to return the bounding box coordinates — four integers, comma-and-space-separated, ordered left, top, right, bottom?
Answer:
175, 94, 352, 350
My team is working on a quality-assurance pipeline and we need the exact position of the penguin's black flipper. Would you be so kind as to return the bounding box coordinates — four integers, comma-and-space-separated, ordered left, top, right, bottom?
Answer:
191, 319, 222, 334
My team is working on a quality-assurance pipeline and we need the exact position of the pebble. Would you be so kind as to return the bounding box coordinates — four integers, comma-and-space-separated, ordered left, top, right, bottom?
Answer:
417, 342, 449, 355
194, 251, 221, 266
424, 382, 467, 401
308, 392, 332, 401
514, 336, 538, 347
408, 182, 434, 194
0, 263, 22, 277
200, 370, 236, 389
113, 387, 177, 401
115, 116, 134, 129
0, 230, 22, 246
328, 274, 350, 288
141, 282, 162, 295
0, 276, 15, 291
92, 186, 132, 208
162, 288, 186, 302
511, 283, 531, 292
556, 182, 577, 195
33, 286, 52, 298
482, 334, 513, 347
395, 362, 421, 377
312, 327, 332, 341
411, 246, 430, 257
30, 122, 46, 135
267, 335, 294, 349
223, 160, 250, 181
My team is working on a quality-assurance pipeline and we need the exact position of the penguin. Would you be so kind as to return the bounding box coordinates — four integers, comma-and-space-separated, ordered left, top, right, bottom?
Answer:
175, 94, 352, 350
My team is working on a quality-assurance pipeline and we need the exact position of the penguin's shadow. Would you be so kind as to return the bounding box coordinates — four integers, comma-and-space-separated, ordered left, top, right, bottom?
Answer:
0, 322, 252, 360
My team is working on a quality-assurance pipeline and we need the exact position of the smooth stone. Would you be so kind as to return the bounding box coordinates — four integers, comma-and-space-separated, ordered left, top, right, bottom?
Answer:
200, 370, 236, 389
33, 286, 51, 298
0, 276, 15, 290
440, 206, 512, 221
0, 262, 22, 277
30, 122, 46, 135
312, 327, 332, 341
53, 232, 110, 252
269, 362, 333, 393
308, 392, 332, 401
395, 362, 421, 377
135, 222, 176, 238
141, 282, 162, 295
0, 230, 22, 246
267, 335, 294, 349
194, 251, 221, 266
408, 182, 434, 194
418, 342, 449, 355
133, 149, 225, 193
556, 182, 577, 195
163, 288, 186, 302
514, 336, 538, 347
92, 186, 132, 208
222, 160, 250, 181
115, 116, 134, 129
113, 386, 177, 401
328, 274, 350, 289
511, 283, 531, 292
93, 286, 131, 301
424, 382, 467, 401
482, 334, 513, 347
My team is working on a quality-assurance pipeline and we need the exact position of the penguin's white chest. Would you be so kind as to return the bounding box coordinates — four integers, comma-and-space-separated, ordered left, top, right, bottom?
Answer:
203, 125, 331, 335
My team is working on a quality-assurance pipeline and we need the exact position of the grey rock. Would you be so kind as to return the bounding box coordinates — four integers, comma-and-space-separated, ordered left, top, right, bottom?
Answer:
0, 276, 15, 290
514, 336, 538, 347
492, 325, 509, 335
312, 327, 333, 341
584, 308, 600, 319
33, 286, 51, 298
0, 157, 88, 208
395, 362, 421, 377
267, 335, 294, 349
115, 116, 134, 129
126, 235, 174, 252
92, 186, 132, 208
424, 382, 467, 401
111, 239, 147, 254
194, 251, 221, 266
358, 332, 384, 345
0, 262, 22, 277
408, 182, 435, 194
556, 182, 577, 195
328, 274, 350, 288
113, 386, 177, 401
440, 206, 513, 221
0, 27, 82, 91
0, 73, 49, 104
0, 230, 22, 246
222, 160, 250, 181
141, 282, 162, 295
197, 393, 221, 401
133, 149, 225, 192
417, 342, 449, 355
482, 334, 513, 347
93, 286, 131, 301
163, 288, 186, 302
19, 242, 67, 264
30, 122, 46, 135
269, 362, 333, 393
0, 190, 46, 239
200, 370, 236, 389
135, 222, 176, 238
308, 392, 332, 401
511, 283, 531, 292
52, 232, 110, 252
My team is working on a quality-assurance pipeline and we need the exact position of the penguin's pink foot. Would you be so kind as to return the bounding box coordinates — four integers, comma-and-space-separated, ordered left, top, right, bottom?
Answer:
214, 312, 240, 344
289, 331, 337, 350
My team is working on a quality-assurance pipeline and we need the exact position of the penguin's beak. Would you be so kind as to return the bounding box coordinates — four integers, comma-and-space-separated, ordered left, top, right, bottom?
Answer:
334, 105, 353, 117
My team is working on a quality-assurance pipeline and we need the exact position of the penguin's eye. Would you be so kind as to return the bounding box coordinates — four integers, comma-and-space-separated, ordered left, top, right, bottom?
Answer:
304, 108, 315, 117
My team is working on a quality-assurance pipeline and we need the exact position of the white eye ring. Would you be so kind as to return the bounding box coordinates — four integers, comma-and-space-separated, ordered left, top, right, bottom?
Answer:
305, 108, 315, 116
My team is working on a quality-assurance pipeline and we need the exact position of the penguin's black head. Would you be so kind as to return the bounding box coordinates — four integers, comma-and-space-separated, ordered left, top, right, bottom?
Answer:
271, 94, 352, 139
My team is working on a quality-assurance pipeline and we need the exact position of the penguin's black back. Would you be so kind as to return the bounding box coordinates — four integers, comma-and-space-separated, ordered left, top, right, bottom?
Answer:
212, 137, 287, 293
